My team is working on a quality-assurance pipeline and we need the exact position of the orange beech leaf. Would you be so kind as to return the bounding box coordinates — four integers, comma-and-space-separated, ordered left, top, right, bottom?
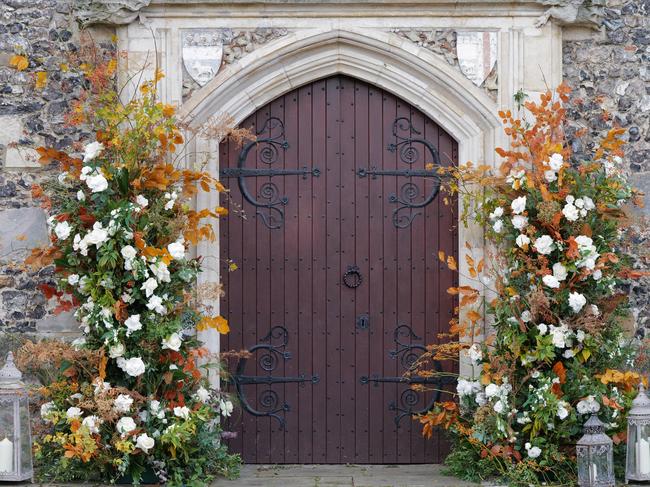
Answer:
447, 256, 457, 270
552, 361, 566, 384
467, 310, 481, 323
216, 206, 228, 216
438, 250, 445, 262
565, 237, 579, 260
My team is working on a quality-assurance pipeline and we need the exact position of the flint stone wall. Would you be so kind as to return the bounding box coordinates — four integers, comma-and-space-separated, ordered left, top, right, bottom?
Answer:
0, 0, 648, 336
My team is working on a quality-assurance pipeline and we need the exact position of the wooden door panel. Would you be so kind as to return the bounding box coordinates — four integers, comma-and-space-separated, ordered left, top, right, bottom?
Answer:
219, 75, 458, 464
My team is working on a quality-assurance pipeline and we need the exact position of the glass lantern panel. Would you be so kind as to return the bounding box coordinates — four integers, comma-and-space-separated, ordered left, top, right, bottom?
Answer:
0, 397, 16, 474
577, 445, 590, 485
19, 397, 32, 475
592, 445, 613, 483
627, 422, 639, 476
635, 423, 650, 476
0, 397, 14, 442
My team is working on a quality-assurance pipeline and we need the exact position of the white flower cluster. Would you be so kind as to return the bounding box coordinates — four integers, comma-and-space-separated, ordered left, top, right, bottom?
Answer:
485, 380, 512, 415
456, 378, 482, 397
562, 195, 595, 222
72, 222, 109, 256
542, 153, 564, 183
576, 395, 600, 415
80, 166, 108, 193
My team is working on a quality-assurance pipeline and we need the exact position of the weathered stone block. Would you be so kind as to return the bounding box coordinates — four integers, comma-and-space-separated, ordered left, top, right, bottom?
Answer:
0, 206, 48, 261
35, 310, 80, 336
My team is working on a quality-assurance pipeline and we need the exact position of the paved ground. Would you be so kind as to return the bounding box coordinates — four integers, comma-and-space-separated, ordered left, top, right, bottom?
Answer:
217, 464, 477, 487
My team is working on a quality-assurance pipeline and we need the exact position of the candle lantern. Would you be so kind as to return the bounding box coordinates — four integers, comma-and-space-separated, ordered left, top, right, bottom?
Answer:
0, 352, 32, 481
626, 382, 650, 483
576, 414, 614, 487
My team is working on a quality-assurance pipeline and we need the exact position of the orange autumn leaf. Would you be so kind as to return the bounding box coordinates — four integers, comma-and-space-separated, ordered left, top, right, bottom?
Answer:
197, 315, 230, 334
552, 361, 566, 384
447, 255, 457, 270
9, 54, 28, 71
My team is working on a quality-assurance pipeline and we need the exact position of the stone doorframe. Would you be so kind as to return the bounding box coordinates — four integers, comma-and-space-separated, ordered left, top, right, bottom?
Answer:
114, 1, 564, 385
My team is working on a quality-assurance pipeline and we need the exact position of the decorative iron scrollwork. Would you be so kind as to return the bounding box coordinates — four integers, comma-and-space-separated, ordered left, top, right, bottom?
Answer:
359, 324, 455, 426
231, 325, 319, 430
357, 117, 442, 229
343, 265, 363, 289
219, 117, 321, 229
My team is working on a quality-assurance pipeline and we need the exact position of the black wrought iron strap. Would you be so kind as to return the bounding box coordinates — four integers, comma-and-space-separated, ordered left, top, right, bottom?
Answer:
231, 326, 319, 431
219, 117, 321, 230
357, 117, 443, 229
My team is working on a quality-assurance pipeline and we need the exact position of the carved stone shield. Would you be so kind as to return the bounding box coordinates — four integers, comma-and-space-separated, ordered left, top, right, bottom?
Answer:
181, 29, 223, 87
456, 31, 498, 87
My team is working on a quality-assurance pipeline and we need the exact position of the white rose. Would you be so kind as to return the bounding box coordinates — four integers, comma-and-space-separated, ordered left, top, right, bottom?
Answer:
521, 310, 532, 323
534, 235, 554, 255
123, 357, 146, 377
54, 221, 71, 240
83, 142, 104, 162
542, 274, 560, 289
527, 446, 542, 459
173, 406, 190, 419
140, 277, 158, 297
77, 190, 85, 201
113, 394, 134, 413
468, 343, 482, 364
146, 294, 166, 315
136, 195, 148, 208
489, 207, 504, 219
548, 153, 564, 171
568, 292, 587, 314
85, 222, 109, 247
136, 433, 155, 453
576, 330, 586, 342
82, 415, 102, 434
67, 274, 80, 285
162, 333, 182, 352
485, 383, 500, 398
85, 170, 109, 193
510, 196, 527, 215
121, 245, 137, 261
124, 314, 142, 335
150, 262, 171, 283
116, 416, 136, 435
93, 378, 111, 395
493, 219, 503, 233
167, 241, 185, 260
562, 203, 579, 222
493, 400, 505, 414
219, 399, 234, 417
511, 215, 528, 231
40, 401, 56, 420
109, 343, 125, 359
516, 234, 530, 248
537, 323, 548, 335
577, 396, 600, 415
592, 269, 602, 281
544, 170, 558, 183
66, 406, 82, 420
195, 386, 211, 403
552, 262, 568, 281
583, 196, 595, 210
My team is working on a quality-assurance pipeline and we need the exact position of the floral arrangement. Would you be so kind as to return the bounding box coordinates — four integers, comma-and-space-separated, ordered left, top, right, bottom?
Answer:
22, 54, 241, 485
418, 86, 647, 485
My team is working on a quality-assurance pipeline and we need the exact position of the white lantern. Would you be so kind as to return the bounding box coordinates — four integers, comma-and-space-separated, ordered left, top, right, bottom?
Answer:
0, 352, 33, 481
626, 382, 650, 483
576, 414, 614, 487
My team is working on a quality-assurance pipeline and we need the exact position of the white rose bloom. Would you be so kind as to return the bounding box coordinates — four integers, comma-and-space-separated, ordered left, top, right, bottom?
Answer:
521, 310, 532, 323
219, 399, 234, 417
167, 241, 185, 260
162, 333, 182, 352
66, 406, 82, 420
124, 314, 142, 335
516, 234, 530, 248
77, 190, 85, 201
123, 357, 146, 377
527, 446, 542, 459
195, 386, 211, 403
563, 349, 575, 359
544, 170, 558, 183
114, 394, 134, 413
468, 343, 482, 364
146, 294, 166, 315
141, 277, 158, 297
83, 141, 104, 162
493, 400, 505, 414
150, 262, 171, 283
54, 221, 71, 240
109, 343, 125, 359
576, 396, 600, 415
592, 269, 602, 281
475, 392, 487, 406
489, 207, 504, 219
568, 292, 587, 314
534, 235, 554, 255
93, 378, 111, 395
116, 416, 137, 435
85, 169, 109, 193
537, 323, 548, 335
562, 203, 580, 222
542, 274, 560, 289
583, 196, 595, 210
492, 219, 503, 233
136, 195, 148, 208
548, 153, 564, 171
511, 215, 529, 231
511, 196, 527, 215
552, 262, 568, 281
67, 274, 80, 285
485, 383, 500, 398
173, 406, 190, 419
40, 401, 56, 420
456, 379, 481, 397
85, 222, 109, 248
136, 433, 155, 453
576, 330, 586, 342
82, 415, 102, 434
121, 245, 137, 261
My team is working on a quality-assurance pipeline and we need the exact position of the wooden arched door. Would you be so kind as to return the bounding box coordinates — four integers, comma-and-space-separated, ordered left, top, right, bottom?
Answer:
219, 75, 458, 464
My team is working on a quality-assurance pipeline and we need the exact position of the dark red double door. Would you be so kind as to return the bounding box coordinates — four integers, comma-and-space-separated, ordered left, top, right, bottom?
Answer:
219, 75, 458, 464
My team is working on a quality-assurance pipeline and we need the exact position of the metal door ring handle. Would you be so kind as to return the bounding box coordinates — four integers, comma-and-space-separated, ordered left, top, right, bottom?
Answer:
343, 265, 363, 288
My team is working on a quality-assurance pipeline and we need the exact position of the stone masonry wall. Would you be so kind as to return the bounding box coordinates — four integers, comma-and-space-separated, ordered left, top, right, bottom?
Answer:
0, 0, 648, 339
562, 0, 650, 334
